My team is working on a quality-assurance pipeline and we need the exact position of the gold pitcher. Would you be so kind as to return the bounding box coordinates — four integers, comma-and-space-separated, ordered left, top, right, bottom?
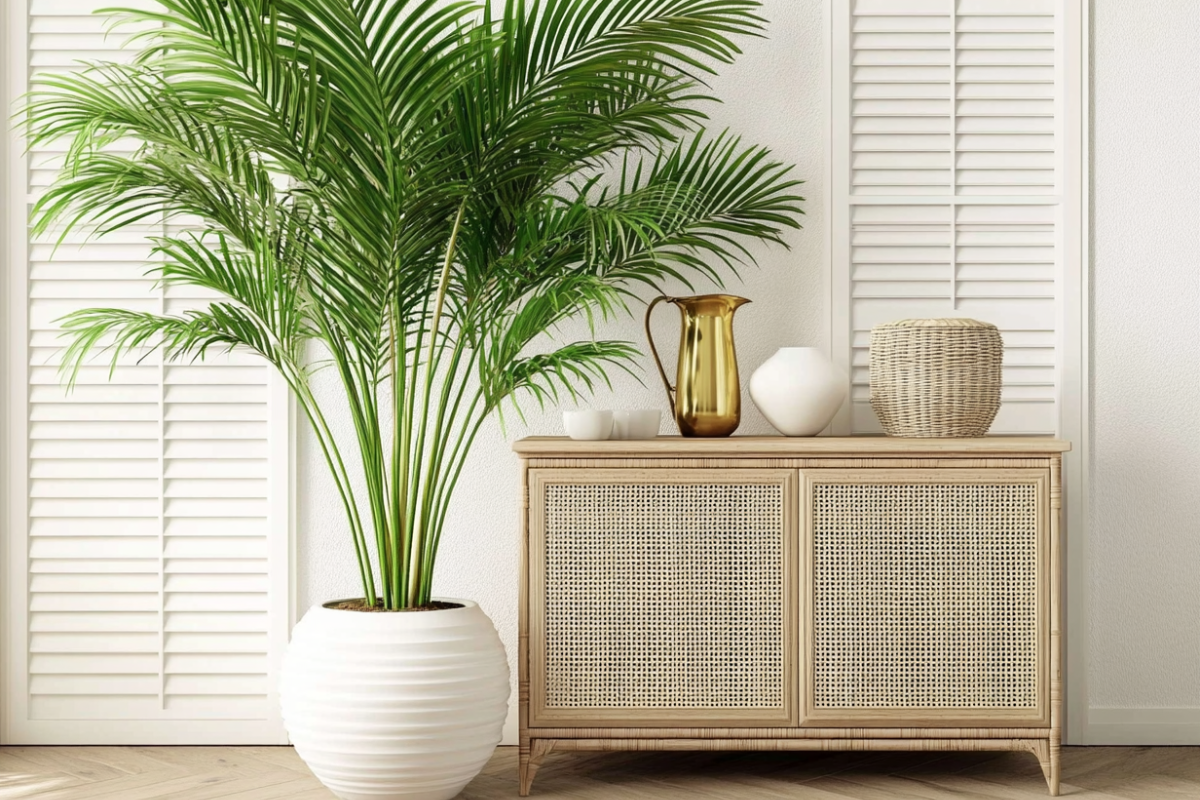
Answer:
644, 294, 750, 437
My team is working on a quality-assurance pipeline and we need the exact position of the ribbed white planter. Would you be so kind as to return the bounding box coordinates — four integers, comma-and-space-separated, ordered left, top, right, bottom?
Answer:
280, 598, 510, 800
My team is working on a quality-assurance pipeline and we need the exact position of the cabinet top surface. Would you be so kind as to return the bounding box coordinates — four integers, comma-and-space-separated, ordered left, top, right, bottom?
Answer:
512, 435, 1071, 457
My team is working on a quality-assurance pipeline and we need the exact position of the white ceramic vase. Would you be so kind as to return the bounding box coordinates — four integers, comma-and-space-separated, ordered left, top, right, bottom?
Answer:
749, 347, 848, 436
280, 598, 510, 800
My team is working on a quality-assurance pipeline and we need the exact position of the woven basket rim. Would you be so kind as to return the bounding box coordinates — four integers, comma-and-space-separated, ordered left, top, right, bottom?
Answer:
874, 318, 997, 330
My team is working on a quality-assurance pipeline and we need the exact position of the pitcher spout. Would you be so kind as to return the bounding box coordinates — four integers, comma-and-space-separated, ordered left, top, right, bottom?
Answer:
726, 295, 752, 310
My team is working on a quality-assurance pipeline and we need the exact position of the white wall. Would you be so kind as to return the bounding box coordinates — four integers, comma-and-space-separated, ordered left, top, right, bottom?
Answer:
296, 0, 826, 743
1088, 0, 1200, 743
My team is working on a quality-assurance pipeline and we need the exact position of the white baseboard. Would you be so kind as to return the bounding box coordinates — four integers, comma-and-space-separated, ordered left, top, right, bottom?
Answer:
502, 707, 518, 746
1087, 708, 1200, 745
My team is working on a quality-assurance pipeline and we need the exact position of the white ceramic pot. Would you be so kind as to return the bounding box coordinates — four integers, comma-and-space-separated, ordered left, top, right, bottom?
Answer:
749, 347, 848, 436
281, 598, 510, 800
562, 409, 613, 440
612, 409, 661, 440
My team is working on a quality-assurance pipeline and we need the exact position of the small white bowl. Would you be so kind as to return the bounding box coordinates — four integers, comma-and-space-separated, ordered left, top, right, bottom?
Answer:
562, 410, 613, 440
612, 409, 661, 440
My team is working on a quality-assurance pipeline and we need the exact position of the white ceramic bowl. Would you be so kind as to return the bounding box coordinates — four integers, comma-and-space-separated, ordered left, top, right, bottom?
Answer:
562, 410, 613, 440
612, 409, 661, 440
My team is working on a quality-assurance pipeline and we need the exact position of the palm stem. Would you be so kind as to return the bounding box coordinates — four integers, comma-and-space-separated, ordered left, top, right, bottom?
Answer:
408, 198, 468, 606
286, 367, 376, 605
422, 407, 489, 600
388, 295, 405, 605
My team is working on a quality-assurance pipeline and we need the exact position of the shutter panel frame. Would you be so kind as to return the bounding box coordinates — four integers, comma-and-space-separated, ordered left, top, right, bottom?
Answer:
831, 0, 1068, 436
4, 0, 292, 745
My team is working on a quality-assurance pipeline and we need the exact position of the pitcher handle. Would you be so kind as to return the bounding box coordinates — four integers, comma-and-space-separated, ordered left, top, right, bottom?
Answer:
644, 295, 675, 410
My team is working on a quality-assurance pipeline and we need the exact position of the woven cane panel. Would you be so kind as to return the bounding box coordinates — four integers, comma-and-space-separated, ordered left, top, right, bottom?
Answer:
542, 482, 785, 710
812, 482, 1039, 710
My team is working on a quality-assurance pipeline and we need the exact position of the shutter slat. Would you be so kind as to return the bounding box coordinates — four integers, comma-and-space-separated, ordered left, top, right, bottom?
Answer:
30, 621, 158, 637
30, 633, 159, 652
165, 594, 269, 612
165, 612, 269, 632
166, 654, 268, 673
31, 574, 161, 593
163, 537, 267, 559
164, 460, 268, 479
166, 560, 269, 575
164, 675, 268, 695
30, 675, 159, 694
32, 559, 159, 573
30, 654, 160, 674
31, 594, 161, 612
164, 479, 269, 499
30, 696, 164, 720
165, 632, 269, 653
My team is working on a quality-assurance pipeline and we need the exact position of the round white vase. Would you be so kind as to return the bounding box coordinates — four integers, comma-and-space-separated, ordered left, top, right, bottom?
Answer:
280, 598, 510, 800
749, 347, 848, 436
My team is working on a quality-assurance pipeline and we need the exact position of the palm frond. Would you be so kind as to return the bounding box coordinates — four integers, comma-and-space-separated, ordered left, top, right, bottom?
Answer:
57, 305, 277, 389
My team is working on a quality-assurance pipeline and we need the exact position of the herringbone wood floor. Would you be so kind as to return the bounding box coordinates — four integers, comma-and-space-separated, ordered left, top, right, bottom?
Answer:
1, 745, 1198, 799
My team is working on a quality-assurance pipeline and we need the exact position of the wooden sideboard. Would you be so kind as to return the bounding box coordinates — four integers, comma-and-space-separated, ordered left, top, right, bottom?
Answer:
513, 436, 1070, 796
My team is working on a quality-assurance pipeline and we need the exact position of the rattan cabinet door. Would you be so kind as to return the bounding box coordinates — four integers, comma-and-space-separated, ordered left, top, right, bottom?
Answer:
528, 469, 797, 727
801, 468, 1049, 727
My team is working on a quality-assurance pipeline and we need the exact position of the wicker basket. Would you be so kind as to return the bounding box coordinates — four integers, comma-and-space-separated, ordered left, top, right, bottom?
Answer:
869, 318, 1003, 438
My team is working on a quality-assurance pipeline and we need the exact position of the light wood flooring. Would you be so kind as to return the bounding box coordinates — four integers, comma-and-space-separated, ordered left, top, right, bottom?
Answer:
1, 744, 1198, 799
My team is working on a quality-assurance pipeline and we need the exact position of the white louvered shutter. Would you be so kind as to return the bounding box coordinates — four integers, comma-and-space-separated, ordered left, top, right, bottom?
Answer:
7, 0, 290, 744
832, 0, 1069, 434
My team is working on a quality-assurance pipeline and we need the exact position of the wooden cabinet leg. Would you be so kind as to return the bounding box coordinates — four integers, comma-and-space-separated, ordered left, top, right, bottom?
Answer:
1048, 737, 1061, 796
1032, 740, 1060, 796
519, 739, 555, 796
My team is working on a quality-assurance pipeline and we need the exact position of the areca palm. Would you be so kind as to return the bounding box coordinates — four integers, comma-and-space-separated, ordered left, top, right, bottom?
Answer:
26, 0, 804, 609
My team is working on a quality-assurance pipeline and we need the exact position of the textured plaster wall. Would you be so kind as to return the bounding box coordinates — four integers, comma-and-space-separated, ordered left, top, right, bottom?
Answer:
296, 0, 826, 743
1089, 1, 1200, 708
